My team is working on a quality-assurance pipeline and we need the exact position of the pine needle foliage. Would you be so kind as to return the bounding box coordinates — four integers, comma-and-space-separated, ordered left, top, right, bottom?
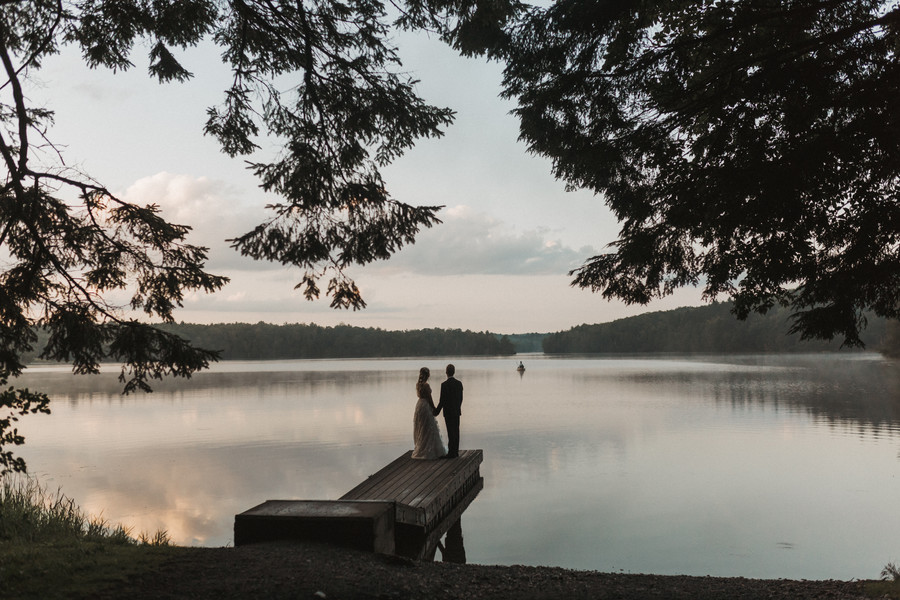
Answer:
499, 0, 900, 347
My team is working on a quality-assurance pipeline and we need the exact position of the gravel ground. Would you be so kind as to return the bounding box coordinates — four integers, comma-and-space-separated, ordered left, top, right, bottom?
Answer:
96, 541, 877, 600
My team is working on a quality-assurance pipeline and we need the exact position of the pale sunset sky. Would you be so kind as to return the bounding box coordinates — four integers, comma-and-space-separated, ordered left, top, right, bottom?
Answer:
30, 30, 703, 334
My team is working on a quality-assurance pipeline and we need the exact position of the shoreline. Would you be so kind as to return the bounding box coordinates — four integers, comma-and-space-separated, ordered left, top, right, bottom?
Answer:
97, 542, 881, 600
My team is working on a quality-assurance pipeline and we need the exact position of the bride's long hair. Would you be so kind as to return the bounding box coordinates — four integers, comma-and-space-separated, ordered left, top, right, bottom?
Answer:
416, 367, 430, 396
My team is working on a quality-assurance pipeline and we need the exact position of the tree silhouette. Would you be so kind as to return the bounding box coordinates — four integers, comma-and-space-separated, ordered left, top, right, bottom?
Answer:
499, 0, 900, 346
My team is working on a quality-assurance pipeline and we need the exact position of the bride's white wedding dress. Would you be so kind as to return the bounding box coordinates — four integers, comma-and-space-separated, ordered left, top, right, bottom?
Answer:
412, 385, 446, 459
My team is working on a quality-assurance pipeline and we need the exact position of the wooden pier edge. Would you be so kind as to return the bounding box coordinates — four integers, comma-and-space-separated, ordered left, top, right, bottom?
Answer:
234, 449, 484, 556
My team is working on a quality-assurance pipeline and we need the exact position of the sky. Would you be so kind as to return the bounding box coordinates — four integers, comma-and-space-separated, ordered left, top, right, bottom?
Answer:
28, 28, 704, 335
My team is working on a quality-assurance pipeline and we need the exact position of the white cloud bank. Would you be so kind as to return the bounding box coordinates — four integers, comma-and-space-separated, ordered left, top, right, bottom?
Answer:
127, 172, 601, 279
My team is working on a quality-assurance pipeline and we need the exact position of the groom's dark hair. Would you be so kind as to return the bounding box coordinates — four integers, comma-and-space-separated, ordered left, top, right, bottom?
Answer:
446, 364, 455, 377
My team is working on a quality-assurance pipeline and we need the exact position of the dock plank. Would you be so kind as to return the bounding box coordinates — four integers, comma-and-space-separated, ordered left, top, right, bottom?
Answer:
391, 462, 451, 504
344, 452, 438, 501
342, 450, 479, 504
344, 452, 418, 499
341, 450, 483, 528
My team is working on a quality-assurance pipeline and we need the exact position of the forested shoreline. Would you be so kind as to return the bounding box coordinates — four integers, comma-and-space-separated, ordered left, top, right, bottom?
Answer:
543, 303, 893, 355
164, 306, 895, 358
20, 303, 898, 364
154, 322, 516, 360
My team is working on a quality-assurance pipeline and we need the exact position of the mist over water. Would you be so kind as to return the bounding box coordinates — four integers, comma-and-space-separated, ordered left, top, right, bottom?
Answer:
15, 353, 900, 580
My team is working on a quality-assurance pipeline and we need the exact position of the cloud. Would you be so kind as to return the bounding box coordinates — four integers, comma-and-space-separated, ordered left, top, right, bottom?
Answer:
180, 273, 339, 316
122, 172, 269, 271
374, 205, 598, 276
123, 173, 597, 281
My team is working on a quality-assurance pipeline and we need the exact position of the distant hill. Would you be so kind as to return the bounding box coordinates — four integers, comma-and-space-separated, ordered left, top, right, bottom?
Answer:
21, 323, 517, 363
542, 302, 889, 354
502, 333, 546, 353
155, 322, 516, 360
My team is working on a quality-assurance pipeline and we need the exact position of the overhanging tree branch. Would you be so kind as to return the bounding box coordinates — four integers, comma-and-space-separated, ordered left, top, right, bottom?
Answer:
500, 0, 900, 346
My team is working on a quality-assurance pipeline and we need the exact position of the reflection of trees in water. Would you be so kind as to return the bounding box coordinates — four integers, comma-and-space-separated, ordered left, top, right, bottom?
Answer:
726, 360, 898, 433
16, 368, 402, 405
598, 356, 900, 433
721, 359, 900, 434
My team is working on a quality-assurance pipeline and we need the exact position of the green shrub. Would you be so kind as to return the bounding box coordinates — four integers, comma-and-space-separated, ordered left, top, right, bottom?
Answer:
0, 474, 138, 544
0, 474, 173, 599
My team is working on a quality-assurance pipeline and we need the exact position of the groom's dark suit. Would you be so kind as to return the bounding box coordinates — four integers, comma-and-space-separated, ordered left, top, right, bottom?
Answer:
435, 375, 463, 458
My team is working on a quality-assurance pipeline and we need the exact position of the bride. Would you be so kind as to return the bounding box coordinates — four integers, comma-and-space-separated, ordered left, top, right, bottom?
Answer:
411, 367, 447, 459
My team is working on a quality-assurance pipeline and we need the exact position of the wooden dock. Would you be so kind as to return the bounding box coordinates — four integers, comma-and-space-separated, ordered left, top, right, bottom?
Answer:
234, 449, 483, 558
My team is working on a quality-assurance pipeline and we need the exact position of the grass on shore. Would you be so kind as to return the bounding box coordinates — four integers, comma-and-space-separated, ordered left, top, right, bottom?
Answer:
864, 563, 900, 599
0, 474, 175, 600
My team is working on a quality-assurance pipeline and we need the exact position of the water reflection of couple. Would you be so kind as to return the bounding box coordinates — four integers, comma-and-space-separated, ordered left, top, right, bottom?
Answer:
412, 364, 462, 460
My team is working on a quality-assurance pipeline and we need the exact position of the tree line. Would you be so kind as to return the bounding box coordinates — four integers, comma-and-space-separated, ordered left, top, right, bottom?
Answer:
542, 303, 891, 355
151, 323, 515, 360
21, 307, 896, 364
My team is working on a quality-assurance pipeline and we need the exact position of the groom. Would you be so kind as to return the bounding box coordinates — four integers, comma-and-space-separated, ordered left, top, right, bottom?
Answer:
434, 363, 463, 458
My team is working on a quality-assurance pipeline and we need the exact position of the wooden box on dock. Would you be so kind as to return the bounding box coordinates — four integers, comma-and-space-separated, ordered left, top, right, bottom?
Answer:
234, 499, 396, 554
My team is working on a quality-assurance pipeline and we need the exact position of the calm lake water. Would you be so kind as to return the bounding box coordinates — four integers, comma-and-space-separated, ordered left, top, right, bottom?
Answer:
13, 353, 900, 580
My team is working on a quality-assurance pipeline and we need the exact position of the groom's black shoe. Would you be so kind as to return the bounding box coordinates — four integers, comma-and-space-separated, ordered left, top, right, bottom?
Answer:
445, 453, 458, 459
